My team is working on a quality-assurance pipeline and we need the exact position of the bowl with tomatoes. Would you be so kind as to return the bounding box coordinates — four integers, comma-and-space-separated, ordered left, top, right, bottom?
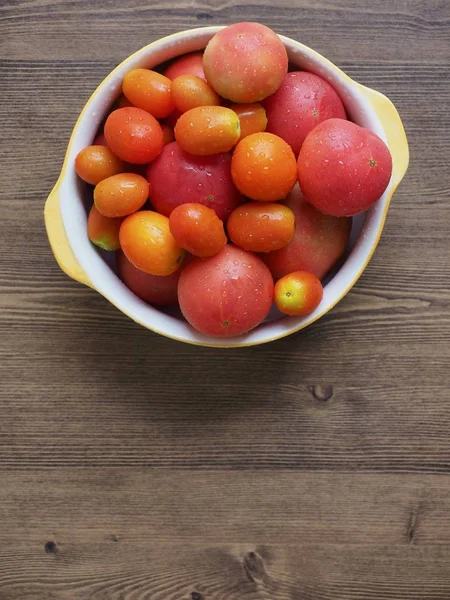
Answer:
45, 24, 409, 347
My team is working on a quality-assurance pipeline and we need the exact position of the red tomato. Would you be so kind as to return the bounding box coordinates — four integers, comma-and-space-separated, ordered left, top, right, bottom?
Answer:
116, 251, 180, 306
203, 22, 288, 103
227, 202, 295, 252
264, 72, 346, 155
122, 69, 174, 119
178, 245, 274, 337
264, 186, 351, 281
231, 132, 297, 201
104, 107, 163, 164
164, 52, 206, 81
274, 271, 323, 316
298, 118, 393, 216
169, 203, 227, 257
175, 106, 240, 155
147, 142, 243, 220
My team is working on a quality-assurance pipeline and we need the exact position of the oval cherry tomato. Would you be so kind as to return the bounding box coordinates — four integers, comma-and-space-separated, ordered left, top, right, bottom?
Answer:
87, 205, 123, 251
104, 107, 163, 164
119, 211, 184, 276
164, 52, 206, 81
175, 106, 240, 155
75, 145, 125, 185
231, 132, 297, 201
169, 203, 227, 257
116, 251, 180, 306
274, 271, 323, 316
171, 75, 220, 113
122, 69, 174, 119
230, 103, 267, 140
227, 202, 295, 252
94, 173, 149, 218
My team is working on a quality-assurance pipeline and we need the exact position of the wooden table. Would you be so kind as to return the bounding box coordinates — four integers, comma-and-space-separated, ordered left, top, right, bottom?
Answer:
1, 1, 449, 597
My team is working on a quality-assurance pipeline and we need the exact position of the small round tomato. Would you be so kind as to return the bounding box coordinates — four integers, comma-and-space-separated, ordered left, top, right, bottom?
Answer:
87, 205, 123, 251
116, 251, 180, 306
147, 142, 243, 220
75, 145, 125, 185
227, 202, 295, 252
274, 271, 323, 316
178, 245, 274, 337
231, 132, 297, 201
171, 75, 220, 113
94, 173, 149, 218
169, 203, 227, 257
122, 69, 174, 119
104, 107, 163, 164
230, 103, 267, 140
175, 106, 240, 155
164, 52, 206, 81
119, 211, 184, 276
161, 124, 174, 145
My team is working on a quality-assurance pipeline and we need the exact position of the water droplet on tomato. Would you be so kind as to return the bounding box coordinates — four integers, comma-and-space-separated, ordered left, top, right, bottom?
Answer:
261, 215, 269, 221
196, 183, 203, 191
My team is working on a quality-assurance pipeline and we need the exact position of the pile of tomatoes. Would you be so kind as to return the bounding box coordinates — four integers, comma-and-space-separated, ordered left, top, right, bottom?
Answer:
75, 22, 393, 338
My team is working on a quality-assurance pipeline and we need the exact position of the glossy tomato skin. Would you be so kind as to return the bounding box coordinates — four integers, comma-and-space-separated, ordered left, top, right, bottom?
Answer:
116, 251, 180, 306
227, 202, 295, 252
75, 145, 125, 185
104, 107, 163, 164
171, 75, 220, 113
203, 23, 288, 103
122, 69, 174, 119
164, 52, 206, 81
175, 106, 240, 155
119, 211, 184, 276
274, 271, 323, 316
230, 103, 267, 140
147, 142, 243, 220
169, 203, 227, 257
298, 118, 393, 216
264, 72, 346, 156
87, 205, 123, 251
231, 132, 297, 201
264, 186, 351, 281
94, 173, 149, 218
178, 245, 274, 337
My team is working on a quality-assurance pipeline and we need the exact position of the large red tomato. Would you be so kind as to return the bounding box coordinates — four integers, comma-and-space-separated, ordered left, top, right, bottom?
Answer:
264, 72, 346, 156
116, 251, 180, 306
298, 118, 393, 216
147, 142, 243, 220
178, 245, 274, 337
264, 186, 351, 281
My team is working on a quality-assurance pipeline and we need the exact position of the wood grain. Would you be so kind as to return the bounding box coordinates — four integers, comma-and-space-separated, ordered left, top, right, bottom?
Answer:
1, 0, 450, 597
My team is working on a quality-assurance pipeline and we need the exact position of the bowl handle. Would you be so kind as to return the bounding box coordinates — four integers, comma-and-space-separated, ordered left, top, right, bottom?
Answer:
357, 84, 409, 189
44, 183, 92, 288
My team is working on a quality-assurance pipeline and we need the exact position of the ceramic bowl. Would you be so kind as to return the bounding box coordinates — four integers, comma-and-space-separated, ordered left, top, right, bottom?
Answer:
45, 26, 409, 347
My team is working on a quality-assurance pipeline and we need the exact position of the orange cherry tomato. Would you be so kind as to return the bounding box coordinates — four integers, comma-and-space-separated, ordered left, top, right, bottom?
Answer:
94, 173, 149, 218
175, 106, 240, 155
169, 203, 227, 257
274, 271, 323, 316
104, 107, 163, 164
87, 205, 123, 251
227, 202, 295, 252
119, 211, 184, 276
171, 75, 220, 113
161, 124, 174, 145
75, 145, 125, 185
122, 69, 174, 119
230, 103, 267, 140
231, 132, 297, 201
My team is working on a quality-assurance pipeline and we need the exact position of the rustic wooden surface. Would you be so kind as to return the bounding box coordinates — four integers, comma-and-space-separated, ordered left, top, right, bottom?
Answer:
1, 0, 449, 597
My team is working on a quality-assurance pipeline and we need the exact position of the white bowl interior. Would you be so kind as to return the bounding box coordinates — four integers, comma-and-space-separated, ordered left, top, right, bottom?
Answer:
60, 27, 392, 346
